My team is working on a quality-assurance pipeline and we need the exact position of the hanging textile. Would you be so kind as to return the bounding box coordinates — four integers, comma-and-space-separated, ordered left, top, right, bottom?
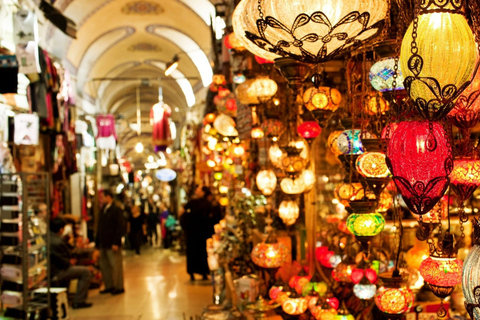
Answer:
95, 114, 116, 150
14, 113, 39, 145
13, 10, 40, 75
150, 102, 172, 147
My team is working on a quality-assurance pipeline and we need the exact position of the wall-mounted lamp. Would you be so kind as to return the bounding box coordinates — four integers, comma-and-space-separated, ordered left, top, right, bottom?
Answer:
165, 55, 179, 76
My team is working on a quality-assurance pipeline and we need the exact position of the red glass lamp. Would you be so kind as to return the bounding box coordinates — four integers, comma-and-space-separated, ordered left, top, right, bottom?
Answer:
254, 55, 274, 65
386, 121, 452, 216
298, 121, 322, 144
419, 255, 463, 297
315, 246, 342, 269
251, 239, 290, 268
224, 32, 245, 51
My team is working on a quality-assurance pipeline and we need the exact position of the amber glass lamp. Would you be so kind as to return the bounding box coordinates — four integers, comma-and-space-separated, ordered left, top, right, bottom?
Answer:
256, 169, 277, 196
269, 144, 284, 169
251, 238, 290, 268
375, 273, 414, 318
251, 127, 264, 139
328, 130, 344, 156
280, 177, 306, 195
399, 1, 477, 120
419, 254, 463, 298
235, 79, 259, 105
282, 296, 308, 315
279, 200, 300, 226
364, 92, 389, 116
356, 152, 390, 178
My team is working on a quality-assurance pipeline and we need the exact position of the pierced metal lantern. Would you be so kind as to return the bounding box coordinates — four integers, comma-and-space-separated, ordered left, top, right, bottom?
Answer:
399, 0, 477, 120
463, 218, 480, 319
386, 121, 452, 215
232, 0, 388, 64
369, 57, 405, 92
256, 169, 277, 196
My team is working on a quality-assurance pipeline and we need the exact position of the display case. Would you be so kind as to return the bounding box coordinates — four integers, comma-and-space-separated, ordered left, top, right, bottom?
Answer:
0, 172, 50, 319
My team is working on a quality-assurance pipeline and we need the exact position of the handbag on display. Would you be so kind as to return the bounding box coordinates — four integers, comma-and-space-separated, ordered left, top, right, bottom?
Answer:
0, 55, 18, 94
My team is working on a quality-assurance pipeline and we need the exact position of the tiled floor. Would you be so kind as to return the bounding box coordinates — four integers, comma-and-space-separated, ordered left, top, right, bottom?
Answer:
70, 247, 212, 320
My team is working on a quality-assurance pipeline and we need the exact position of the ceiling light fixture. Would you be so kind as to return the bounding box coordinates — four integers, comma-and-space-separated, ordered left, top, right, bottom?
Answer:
165, 55, 180, 76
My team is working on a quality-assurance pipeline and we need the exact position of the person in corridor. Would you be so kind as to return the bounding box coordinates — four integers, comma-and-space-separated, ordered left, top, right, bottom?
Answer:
180, 185, 214, 281
50, 218, 93, 309
96, 189, 126, 295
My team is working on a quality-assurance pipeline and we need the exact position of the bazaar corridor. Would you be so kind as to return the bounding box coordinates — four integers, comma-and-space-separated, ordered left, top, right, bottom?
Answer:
70, 248, 211, 320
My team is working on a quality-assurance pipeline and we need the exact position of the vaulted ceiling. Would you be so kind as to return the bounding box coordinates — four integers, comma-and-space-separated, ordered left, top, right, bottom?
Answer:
42, 0, 217, 164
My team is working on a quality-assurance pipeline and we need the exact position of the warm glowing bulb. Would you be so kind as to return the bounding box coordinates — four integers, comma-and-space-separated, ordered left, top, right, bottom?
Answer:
135, 142, 144, 153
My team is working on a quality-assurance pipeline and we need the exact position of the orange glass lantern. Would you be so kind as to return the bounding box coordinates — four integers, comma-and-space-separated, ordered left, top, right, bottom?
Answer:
282, 296, 308, 315
364, 92, 389, 115
332, 262, 355, 283
450, 158, 480, 202
251, 241, 290, 268
224, 32, 245, 51
251, 127, 264, 139
376, 191, 393, 213
303, 87, 342, 112
356, 152, 391, 178
375, 274, 414, 317
328, 130, 344, 156
269, 284, 284, 300
419, 254, 463, 297
204, 113, 216, 123
235, 79, 259, 105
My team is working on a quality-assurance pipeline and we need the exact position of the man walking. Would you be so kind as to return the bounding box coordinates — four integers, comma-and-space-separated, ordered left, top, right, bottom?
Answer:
97, 189, 126, 295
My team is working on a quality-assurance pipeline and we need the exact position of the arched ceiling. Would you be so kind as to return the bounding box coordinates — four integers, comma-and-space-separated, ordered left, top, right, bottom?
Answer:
42, 0, 216, 165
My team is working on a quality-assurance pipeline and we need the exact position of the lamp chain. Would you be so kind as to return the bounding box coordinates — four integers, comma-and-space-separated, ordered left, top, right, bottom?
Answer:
257, 0, 264, 20
468, 0, 480, 54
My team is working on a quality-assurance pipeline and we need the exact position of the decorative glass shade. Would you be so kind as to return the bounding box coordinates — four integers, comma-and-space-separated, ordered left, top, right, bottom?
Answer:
369, 57, 405, 92
346, 212, 385, 237
219, 197, 229, 206
204, 113, 216, 123
400, 10, 477, 120
281, 147, 307, 177
356, 152, 391, 178
232, 0, 388, 63
364, 93, 389, 115
251, 127, 265, 139
282, 297, 308, 315
303, 87, 342, 111
269, 144, 284, 168
328, 130, 344, 156
375, 284, 414, 315
289, 275, 312, 294
235, 79, 260, 105
412, 197, 447, 223
419, 256, 463, 288
212, 74, 226, 87
353, 284, 376, 300
224, 32, 246, 51
463, 218, 480, 319
279, 200, 300, 225
269, 285, 284, 300
337, 129, 375, 155
448, 68, 480, 129
298, 121, 322, 141
386, 121, 452, 215
256, 169, 277, 196
247, 76, 278, 102
213, 114, 239, 137
351, 267, 377, 285
302, 281, 328, 297
251, 241, 290, 268
280, 177, 306, 195
232, 145, 245, 157
450, 158, 480, 202
255, 55, 274, 65
334, 182, 365, 206
155, 168, 177, 182
261, 119, 284, 140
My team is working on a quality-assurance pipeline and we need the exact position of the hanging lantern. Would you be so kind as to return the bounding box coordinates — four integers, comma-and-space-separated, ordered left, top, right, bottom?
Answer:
280, 146, 307, 177
224, 32, 246, 51
251, 127, 264, 139
247, 76, 278, 103
236, 79, 260, 105
304, 87, 342, 112
269, 144, 284, 169
298, 121, 322, 143
261, 119, 284, 141
419, 255, 463, 297
256, 169, 277, 196
332, 262, 355, 283
334, 302, 355, 320
280, 177, 306, 195
289, 275, 312, 295
463, 218, 480, 319
328, 130, 344, 156
375, 274, 414, 317
219, 197, 229, 206
353, 283, 377, 300
310, 299, 338, 320
279, 200, 300, 226
334, 182, 365, 206
386, 121, 452, 215
315, 246, 342, 269
399, 2, 477, 120
405, 239, 430, 270
251, 240, 290, 268
448, 68, 480, 129
204, 113, 216, 124
282, 296, 308, 315
450, 158, 480, 202
369, 57, 405, 92
213, 114, 239, 137
356, 152, 390, 178
232, 0, 388, 64
212, 74, 226, 87
337, 129, 375, 155
364, 92, 389, 115
347, 212, 385, 237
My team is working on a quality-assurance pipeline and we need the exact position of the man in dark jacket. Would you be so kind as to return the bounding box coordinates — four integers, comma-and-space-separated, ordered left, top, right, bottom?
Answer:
50, 218, 92, 309
96, 189, 126, 295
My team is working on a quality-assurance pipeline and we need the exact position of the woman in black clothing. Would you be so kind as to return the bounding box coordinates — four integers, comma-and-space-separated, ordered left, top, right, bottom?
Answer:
128, 205, 145, 255
180, 186, 213, 281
